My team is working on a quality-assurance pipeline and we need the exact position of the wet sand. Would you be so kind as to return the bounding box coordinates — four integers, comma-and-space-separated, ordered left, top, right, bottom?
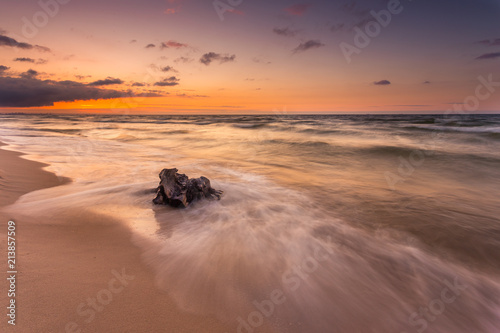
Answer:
0, 141, 241, 333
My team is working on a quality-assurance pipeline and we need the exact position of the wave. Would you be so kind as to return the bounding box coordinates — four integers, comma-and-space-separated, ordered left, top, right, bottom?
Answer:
232, 123, 268, 129
402, 124, 500, 134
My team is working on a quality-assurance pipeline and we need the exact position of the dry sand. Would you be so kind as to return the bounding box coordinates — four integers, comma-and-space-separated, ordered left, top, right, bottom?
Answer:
0, 142, 238, 333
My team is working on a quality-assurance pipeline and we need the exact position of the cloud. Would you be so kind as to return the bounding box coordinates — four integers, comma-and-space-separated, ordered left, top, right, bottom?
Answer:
130, 39, 137, 44
34, 45, 51, 52
200, 52, 236, 65
135, 92, 164, 97
174, 56, 193, 63
227, 8, 244, 16
252, 57, 271, 64
374, 80, 391, 85
131, 82, 146, 87
75, 75, 91, 80
87, 77, 124, 86
21, 69, 39, 79
160, 40, 188, 49
14, 57, 35, 63
273, 27, 298, 37
145, 43, 156, 49
36, 59, 48, 65
330, 23, 346, 32
475, 52, 500, 60
176, 93, 208, 98
0, 76, 153, 107
423, 81, 431, 84
477, 38, 500, 46
284, 3, 311, 16
161, 66, 178, 73
164, 8, 178, 14
0, 34, 51, 52
164, 0, 183, 14
0, 65, 9, 74
154, 76, 180, 86
292, 40, 325, 53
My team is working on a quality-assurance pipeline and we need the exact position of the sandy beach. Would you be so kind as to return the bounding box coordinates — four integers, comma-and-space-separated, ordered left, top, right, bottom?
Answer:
0, 142, 242, 333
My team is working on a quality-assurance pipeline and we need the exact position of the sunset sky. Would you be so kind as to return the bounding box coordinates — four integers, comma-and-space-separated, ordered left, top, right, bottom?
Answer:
0, 0, 499, 114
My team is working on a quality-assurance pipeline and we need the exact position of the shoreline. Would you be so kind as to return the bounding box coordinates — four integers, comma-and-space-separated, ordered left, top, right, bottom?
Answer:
0, 141, 238, 332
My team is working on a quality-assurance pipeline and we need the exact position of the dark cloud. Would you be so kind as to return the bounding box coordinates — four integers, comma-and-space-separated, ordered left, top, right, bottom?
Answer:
14, 57, 35, 63
131, 82, 146, 87
0, 65, 9, 75
145, 43, 156, 49
374, 80, 391, 85
292, 40, 325, 53
87, 77, 124, 86
20, 69, 39, 79
0, 76, 138, 107
477, 38, 500, 46
0, 34, 51, 52
284, 4, 311, 16
423, 81, 431, 84
154, 76, 180, 86
475, 52, 500, 60
160, 40, 188, 49
273, 27, 298, 37
200, 52, 236, 65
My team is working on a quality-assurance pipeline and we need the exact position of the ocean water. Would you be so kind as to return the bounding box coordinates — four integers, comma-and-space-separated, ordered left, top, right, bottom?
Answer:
1, 113, 500, 332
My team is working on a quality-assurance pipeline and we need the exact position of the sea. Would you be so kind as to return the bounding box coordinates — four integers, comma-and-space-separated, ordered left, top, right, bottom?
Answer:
1, 113, 500, 332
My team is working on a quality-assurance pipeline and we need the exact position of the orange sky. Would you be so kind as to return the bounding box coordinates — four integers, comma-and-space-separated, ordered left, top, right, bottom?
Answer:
1, 0, 499, 114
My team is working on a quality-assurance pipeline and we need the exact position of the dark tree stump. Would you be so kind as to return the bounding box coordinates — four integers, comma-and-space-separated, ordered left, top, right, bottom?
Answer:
152, 168, 223, 207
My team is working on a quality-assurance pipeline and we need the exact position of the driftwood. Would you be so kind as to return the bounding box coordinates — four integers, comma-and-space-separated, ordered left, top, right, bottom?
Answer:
152, 168, 223, 208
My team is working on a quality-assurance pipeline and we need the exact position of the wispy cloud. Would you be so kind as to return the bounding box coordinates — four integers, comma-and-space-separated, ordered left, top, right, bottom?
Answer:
75, 75, 91, 80
330, 23, 346, 32
200, 52, 236, 65
176, 93, 209, 98
145, 43, 156, 49
164, 0, 183, 14
475, 52, 500, 60
160, 40, 188, 49
273, 27, 299, 37
292, 40, 325, 53
476, 38, 500, 46
174, 56, 193, 63
284, 3, 311, 16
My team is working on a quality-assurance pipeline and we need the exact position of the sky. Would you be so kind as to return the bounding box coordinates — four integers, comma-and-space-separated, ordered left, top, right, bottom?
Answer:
0, 0, 499, 114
